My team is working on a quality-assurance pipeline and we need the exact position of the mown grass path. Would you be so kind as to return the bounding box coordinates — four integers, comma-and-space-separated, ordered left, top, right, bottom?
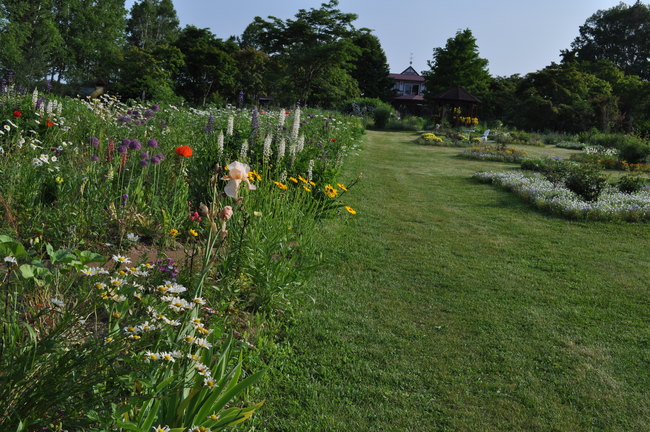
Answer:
252, 131, 650, 431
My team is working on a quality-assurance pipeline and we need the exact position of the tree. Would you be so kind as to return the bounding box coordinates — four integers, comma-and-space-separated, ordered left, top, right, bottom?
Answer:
350, 30, 393, 100
173, 26, 237, 105
51, 0, 126, 85
0, 1, 63, 86
513, 63, 618, 132
126, 0, 179, 50
423, 28, 491, 101
240, 0, 361, 106
232, 47, 269, 104
566, 1, 650, 79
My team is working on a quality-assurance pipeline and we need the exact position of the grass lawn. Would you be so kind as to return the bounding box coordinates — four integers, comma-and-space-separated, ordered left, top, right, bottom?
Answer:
249, 131, 650, 431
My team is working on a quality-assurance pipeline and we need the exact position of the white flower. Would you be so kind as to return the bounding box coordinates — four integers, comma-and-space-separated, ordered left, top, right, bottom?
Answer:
112, 255, 131, 264
194, 338, 212, 349
192, 297, 206, 305
152, 424, 170, 432
3, 125, 9, 131
126, 233, 140, 243
223, 161, 256, 198
3, 256, 17, 265
50, 298, 64, 308
50, 156, 57, 162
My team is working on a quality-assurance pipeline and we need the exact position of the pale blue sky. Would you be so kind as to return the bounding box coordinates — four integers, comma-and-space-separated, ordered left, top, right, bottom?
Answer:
125, 0, 633, 77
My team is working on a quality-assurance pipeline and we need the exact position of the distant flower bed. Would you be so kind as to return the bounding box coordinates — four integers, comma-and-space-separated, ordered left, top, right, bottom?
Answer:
474, 171, 650, 221
459, 145, 528, 163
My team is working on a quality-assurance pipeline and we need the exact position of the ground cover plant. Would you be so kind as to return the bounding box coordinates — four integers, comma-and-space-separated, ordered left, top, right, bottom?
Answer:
459, 144, 528, 163
0, 84, 363, 430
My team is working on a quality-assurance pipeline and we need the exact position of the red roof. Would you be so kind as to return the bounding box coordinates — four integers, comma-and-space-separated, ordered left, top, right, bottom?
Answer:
389, 73, 425, 83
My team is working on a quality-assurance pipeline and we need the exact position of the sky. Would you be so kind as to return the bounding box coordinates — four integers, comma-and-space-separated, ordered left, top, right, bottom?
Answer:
125, 0, 634, 77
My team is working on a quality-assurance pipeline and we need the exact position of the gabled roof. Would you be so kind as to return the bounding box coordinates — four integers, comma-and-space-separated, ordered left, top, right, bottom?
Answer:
431, 85, 481, 104
389, 65, 426, 83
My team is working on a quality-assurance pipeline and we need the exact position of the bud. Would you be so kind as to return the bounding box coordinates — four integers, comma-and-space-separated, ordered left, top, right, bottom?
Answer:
219, 206, 233, 221
199, 203, 209, 218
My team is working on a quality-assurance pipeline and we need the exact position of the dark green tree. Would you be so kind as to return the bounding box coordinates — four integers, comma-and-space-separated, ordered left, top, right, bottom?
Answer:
0, 0, 63, 85
350, 30, 393, 100
51, 0, 126, 85
232, 47, 269, 104
241, 0, 361, 106
565, 1, 650, 79
126, 0, 179, 50
513, 63, 617, 132
480, 74, 523, 123
423, 28, 491, 101
173, 26, 237, 105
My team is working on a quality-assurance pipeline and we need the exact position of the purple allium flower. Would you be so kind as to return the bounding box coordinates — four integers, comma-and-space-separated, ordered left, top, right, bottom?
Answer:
118, 115, 131, 125
131, 110, 140, 119
121, 138, 131, 146
150, 156, 161, 165
143, 109, 154, 119
147, 139, 158, 148
89, 137, 100, 147
140, 152, 149, 159
121, 194, 128, 206
129, 140, 142, 150
91, 155, 99, 162
139, 159, 149, 167
155, 153, 165, 160
117, 145, 128, 154
151, 104, 160, 112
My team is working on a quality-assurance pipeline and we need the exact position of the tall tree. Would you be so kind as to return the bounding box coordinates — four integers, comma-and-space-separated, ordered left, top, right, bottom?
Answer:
126, 0, 179, 50
232, 46, 269, 104
565, 1, 650, 79
0, 1, 63, 85
51, 0, 126, 84
241, 0, 361, 106
173, 26, 237, 105
350, 30, 393, 100
422, 28, 491, 101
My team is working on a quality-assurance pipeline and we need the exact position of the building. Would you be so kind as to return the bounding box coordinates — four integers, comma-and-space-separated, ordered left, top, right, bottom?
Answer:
388, 66, 426, 114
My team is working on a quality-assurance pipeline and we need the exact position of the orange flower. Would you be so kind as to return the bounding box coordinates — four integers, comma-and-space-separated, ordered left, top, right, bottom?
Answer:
175, 146, 193, 157
46, 119, 55, 127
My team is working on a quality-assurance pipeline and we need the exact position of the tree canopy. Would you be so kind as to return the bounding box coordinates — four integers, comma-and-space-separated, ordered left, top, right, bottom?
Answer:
423, 28, 491, 101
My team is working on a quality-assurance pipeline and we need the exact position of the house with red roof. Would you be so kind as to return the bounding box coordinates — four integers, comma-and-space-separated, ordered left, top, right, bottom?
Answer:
388, 66, 426, 114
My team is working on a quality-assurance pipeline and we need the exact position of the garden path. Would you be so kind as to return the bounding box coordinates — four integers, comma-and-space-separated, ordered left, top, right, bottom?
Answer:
253, 131, 650, 432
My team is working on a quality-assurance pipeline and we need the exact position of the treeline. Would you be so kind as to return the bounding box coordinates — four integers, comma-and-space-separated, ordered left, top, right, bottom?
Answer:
424, 2, 650, 134
0, 0, 393, 106
2, 0, 650, 134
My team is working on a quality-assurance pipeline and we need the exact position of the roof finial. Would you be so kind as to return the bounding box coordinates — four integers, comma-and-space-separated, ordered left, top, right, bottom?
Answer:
409, 52, 413, 66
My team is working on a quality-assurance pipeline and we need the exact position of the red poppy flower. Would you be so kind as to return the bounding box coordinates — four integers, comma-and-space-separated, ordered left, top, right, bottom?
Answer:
330, 138, 337, 142
285, 111, 290, 115
46, 119, 55, 127
13, 110, 22, 118
175, 146, 192, 157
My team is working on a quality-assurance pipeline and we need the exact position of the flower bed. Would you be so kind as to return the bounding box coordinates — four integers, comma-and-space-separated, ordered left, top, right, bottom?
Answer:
474, 171, 650, 221
459, 145, 528, 163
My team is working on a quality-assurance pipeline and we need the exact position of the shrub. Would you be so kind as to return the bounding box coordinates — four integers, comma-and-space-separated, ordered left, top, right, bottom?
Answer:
556, 141, 585, 150
387, 115, 426, 131
373, 106, 393, 129
338, 97, 390, 117
617, 174, 647, 193
619, 140, 650, 164
564, 164, 608, 201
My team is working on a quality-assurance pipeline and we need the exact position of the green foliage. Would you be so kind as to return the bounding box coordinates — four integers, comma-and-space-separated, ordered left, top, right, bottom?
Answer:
617, 174, 646, 193
372, 106, 393, 129
584, 133, 650, 163
338, 97, 391, 117
241, 0, 361, 106
126, 0, 180, 50
563, 163, 608, 201
349, 31, 394, 101
423, 28, 491, 100
567, 2, 650, 79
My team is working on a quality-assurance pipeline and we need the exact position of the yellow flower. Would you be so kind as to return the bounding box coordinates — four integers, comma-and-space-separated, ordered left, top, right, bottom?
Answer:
112, 312, 121, 319
248, 170, 261, 181
337, 183, 348, 191
169, 228, 179, 237
303, 186, 312, 192
189, 229, 198, 237
345, 206, 357, 215
274, 181, 288, 190
55, 176, 64, 184
309, 181, 316, 186
289, 177, 298, 183
298, 175, 308, 184
324, 184, 338, 198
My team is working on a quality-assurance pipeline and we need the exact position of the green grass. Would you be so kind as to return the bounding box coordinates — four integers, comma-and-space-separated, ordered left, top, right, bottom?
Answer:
250, 131, 650, 431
